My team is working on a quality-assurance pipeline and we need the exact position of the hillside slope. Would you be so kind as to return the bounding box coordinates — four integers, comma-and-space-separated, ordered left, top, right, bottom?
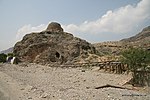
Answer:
94, 26, 150, 56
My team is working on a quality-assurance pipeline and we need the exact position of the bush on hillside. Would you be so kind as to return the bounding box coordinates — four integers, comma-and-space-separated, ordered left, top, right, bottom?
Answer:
121, 48, 150, 86
0, 53, 7, 63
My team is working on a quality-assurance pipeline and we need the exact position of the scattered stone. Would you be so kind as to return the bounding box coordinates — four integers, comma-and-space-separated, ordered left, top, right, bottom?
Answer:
26, 85, 37, 92
86, 87, 90, 89
28, 97, 32, 99
20, 88, 25, 90
40, 92, 49, 98
92, 67, 100, 71
81, 70, 85, 72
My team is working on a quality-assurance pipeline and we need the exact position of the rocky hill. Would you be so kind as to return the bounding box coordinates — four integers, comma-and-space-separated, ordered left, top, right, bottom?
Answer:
94, 26, 150, 56
13, 22, 96, 64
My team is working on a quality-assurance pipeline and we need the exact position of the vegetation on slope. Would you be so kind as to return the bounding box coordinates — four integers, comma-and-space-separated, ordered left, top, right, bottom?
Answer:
121, 48, 150, 86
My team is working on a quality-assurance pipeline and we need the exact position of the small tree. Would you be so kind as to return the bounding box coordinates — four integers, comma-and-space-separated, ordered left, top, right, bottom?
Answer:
0, 53, 7, 63
121, 48, 150, 86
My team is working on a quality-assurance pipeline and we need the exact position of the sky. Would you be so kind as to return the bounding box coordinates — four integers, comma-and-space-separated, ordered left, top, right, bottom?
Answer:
0, 0, 150, 51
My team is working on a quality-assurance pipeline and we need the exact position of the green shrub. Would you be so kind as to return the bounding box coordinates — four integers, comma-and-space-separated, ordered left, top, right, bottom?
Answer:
121, 48, 150, 71
0, 53, 7, 63
121, 48, 150, 86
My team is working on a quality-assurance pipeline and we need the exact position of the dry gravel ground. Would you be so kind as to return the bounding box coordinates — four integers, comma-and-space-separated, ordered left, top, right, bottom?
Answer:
0, 63, 149, 100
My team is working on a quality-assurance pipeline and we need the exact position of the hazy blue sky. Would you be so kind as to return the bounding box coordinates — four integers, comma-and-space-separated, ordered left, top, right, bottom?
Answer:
0, 0, 150, 51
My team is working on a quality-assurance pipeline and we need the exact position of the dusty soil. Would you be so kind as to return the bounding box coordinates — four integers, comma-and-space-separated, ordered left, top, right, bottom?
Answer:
0, 63, 149, 100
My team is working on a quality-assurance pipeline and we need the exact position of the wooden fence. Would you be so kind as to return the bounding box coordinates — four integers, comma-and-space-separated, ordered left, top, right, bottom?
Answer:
51, 61, 129, 74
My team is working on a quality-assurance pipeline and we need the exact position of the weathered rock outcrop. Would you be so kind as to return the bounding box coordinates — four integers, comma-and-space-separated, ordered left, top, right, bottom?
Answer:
46, 22, 63, 32
13, 22, 96, 64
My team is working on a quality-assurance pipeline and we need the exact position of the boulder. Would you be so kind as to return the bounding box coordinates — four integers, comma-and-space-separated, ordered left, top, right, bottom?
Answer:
46, 22, 63, 32
13, 22, 96, 64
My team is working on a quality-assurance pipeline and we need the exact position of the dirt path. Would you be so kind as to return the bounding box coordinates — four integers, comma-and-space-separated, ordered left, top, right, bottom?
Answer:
0, 63, 149, 100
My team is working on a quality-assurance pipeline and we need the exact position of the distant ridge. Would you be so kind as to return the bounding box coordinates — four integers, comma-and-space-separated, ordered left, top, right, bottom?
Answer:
93, 25, 150, 55
0, 47, 13, 54
121, 26, 150, 42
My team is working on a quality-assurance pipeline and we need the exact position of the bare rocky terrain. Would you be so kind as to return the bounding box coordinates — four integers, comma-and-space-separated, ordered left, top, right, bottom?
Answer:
0, 24, 150, 100
0, 63, 149, 100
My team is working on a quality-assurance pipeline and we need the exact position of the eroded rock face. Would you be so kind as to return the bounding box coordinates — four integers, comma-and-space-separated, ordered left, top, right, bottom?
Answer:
46, 22, 63, 32
13, 22, 96, 64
